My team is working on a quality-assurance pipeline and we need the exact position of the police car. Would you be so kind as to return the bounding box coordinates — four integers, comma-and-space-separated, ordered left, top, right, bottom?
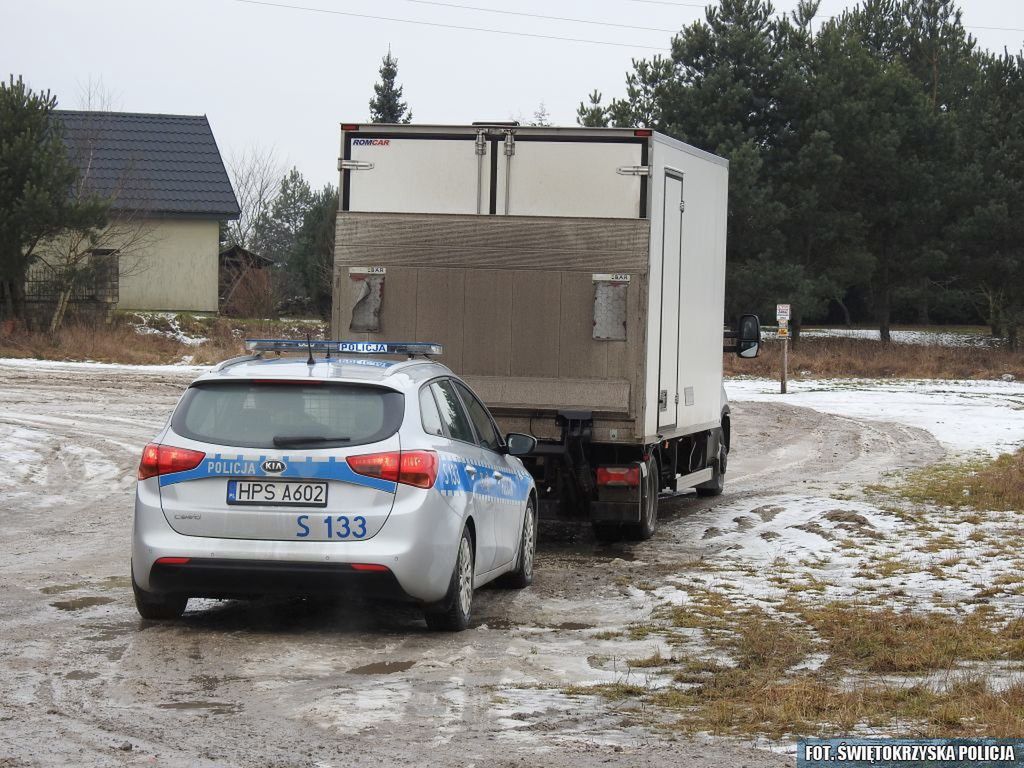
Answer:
132, 340, 538, 631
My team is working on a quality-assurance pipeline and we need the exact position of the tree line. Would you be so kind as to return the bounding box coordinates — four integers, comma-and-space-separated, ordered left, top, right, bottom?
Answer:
578, 0, 1024, 345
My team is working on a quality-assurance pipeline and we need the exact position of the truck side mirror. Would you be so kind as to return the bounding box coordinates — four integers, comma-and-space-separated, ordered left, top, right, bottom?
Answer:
736, 314, 760, 358
505, 433, 537, 456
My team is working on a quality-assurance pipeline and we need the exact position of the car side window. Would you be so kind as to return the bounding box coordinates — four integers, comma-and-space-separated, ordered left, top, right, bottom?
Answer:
453, 381, 502, 452
419, 386, 444, 437
431, 380, 476, 444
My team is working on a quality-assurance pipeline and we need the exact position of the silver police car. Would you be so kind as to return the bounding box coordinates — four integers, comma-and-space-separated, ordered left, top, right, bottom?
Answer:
132, 340, 538, 631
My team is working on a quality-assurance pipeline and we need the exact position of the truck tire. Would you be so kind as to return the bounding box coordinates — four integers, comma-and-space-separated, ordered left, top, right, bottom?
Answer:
132, 570, 188, 620
624, 457, 659, 540
500, 499, 537, 588
696, 444, 726, 497
425, 527, 474, 631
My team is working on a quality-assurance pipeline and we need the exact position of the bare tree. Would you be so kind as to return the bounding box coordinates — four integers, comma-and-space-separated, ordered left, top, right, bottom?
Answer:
531, 102, 552, 127
225, 145, 283, 251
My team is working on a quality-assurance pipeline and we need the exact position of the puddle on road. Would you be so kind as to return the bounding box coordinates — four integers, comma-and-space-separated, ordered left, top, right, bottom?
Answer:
64, 670, 99, 680
50, 596, 114, 611
157, 701, 240, 715
476, 617, 595, 631
347, 660, 416, 675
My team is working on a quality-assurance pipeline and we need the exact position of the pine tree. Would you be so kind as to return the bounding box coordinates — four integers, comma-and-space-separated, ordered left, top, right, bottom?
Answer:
576, 90, 608, 127
0, 76, 106, 321
369, 49, 412, 124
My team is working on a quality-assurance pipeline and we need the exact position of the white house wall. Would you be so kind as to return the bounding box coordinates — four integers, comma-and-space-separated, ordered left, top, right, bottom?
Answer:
117, 218, 220, 312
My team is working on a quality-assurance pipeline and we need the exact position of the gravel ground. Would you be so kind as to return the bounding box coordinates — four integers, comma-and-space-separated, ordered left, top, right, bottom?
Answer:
0, 362, 944, 767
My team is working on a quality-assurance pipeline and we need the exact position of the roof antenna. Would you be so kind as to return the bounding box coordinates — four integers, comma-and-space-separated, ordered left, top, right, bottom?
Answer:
305, 333, 315, 366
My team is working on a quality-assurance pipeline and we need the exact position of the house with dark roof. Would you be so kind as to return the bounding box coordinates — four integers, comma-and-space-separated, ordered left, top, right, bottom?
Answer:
53, 110, 240, 312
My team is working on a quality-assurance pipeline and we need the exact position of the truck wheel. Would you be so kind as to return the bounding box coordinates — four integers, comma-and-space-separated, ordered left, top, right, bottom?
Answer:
696, 444, 726, 497
500, 500, 537, 589
132, 570, 188, 620
425, 527, 474, 631
624, 457, 659, 540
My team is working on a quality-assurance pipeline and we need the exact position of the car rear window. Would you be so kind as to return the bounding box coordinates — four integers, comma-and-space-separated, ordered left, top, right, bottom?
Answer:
171, 381, 404, 449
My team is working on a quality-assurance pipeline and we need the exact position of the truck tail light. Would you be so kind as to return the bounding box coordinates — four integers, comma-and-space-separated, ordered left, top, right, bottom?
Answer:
347, 450, 438, 489
596, 465, 641, 487
138, 444, 206, 480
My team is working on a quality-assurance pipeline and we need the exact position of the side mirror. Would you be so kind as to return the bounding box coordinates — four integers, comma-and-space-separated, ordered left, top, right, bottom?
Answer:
505, 432, 537, 456
736, 314, 760, 358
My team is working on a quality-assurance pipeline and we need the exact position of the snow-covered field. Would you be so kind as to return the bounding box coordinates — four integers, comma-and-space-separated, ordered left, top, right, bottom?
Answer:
798, 327, 1000, 347
727, 377, 1024, 455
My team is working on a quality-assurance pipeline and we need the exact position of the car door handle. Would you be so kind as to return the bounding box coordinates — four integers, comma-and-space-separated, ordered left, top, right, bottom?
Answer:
465, 465, 478, 476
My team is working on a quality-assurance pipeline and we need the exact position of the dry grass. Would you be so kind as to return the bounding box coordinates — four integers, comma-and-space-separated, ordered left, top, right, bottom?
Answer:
0, 315, 327, 366
898, 449, 1024, 512
799, 604, 1022, 673
724, 335, 1024, 380
574, 591, 1024, 738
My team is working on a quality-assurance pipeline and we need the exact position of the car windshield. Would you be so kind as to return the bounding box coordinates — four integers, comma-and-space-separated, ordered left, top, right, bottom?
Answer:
171, 381, 404, 449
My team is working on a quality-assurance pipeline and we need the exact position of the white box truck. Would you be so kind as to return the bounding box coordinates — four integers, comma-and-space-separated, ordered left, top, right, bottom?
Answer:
332, 122, 759, 541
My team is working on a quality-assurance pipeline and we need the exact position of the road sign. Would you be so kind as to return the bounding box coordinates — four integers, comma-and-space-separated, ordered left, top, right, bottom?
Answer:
776, 303, 791, 322
778, 317, 789, 328
778, 328, 790, 338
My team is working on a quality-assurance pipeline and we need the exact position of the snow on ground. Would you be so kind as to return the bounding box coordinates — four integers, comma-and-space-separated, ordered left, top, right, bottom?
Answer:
128, 311, 209, 345
657, 492, 1024, 619
0, 357, 209, 375
727, 377, 1024, 455
798, 327, 1000, 347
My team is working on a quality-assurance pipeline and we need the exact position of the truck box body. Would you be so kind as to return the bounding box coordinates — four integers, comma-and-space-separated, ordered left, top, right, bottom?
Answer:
332, 124, 729, 450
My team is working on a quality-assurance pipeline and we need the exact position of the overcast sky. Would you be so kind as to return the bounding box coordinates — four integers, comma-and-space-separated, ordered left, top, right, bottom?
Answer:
4, 0, 1023, 190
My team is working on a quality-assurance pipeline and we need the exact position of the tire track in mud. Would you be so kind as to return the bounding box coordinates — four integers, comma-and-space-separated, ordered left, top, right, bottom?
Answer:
0, 363, 943, 767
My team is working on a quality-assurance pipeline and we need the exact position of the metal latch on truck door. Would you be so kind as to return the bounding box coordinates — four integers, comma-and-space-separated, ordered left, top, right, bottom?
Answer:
616, 165, 651, 176
339, 160, 375, 171
659, 390, 668, 411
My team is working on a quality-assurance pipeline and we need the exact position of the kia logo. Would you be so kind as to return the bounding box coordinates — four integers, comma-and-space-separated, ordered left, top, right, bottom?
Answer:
262, 459, 286, 474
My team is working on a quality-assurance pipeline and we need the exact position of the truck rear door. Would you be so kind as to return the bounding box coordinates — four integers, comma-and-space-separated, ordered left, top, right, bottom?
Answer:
495, 134, 647, 218
343, 130, 488, 214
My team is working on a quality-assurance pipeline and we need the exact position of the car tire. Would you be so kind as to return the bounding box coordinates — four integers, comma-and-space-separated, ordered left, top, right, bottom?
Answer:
132, 570, 188, 620
624, 457, 659, 541
696, 444, 727, 497
500, 499, 537, 589
425, 527, 474, 632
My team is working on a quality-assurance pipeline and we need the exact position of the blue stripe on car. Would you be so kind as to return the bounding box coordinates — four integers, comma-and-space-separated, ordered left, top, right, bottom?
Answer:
435, 456, 532, 504
158, 454, 398, 493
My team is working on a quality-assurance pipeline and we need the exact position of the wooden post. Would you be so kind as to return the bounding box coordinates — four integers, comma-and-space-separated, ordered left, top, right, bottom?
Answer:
781, 336, 788, 394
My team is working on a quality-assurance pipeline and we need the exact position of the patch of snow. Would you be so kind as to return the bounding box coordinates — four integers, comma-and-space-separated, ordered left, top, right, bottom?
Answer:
0, 357, 209, 375
726, 377, 1024, 455
796, 327, 1001, 348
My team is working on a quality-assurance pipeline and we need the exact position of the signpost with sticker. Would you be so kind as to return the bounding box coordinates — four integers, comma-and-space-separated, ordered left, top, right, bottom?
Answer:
777, 303, 791, 394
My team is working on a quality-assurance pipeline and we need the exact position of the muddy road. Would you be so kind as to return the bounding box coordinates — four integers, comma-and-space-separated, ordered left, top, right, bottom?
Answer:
0, 362, 943, 767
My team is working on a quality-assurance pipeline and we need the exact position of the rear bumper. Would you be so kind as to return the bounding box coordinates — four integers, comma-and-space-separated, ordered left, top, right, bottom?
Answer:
132, 478, 462, 603
149, 558, 406, 601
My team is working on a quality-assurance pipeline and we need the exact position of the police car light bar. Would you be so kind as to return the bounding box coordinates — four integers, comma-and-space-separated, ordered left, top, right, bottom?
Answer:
244, 339, 443, 356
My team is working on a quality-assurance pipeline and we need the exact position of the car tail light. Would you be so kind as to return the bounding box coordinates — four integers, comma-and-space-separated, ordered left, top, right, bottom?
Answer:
347, 452, 401, 482
155, 557, 191, 565
596, 465, 641, 487
138, 443, 206, 480
347, 450, 438, 488
398, 451, 438, 488
351, 563, 390, 572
